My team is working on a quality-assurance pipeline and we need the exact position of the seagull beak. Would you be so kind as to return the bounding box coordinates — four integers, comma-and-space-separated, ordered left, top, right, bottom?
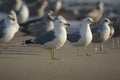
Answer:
91, 20, 94, 23
8, 15, 15, 21
109, 20, 112, 23
64, 23, 70, 26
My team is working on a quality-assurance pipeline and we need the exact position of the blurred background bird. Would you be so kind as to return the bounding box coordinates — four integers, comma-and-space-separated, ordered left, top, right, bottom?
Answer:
0, 10, 20, 53
91, 18, 111, 52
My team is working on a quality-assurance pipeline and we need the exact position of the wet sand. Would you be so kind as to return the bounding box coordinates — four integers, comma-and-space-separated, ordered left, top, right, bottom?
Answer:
0, 32, 120, 80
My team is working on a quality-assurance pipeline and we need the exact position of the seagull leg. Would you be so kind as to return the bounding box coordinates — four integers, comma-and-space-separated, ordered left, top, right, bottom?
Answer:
100, 43, 107, 53
50, 49, 56, 60
77, 47, 83, 56
84, 47, 91, 56
50, 49, 54, 60
94, 44, 98, 52
117, 37, 120, 48
112, 38, 115, 48
100, 43, 104, 52
52, 49, 56, 59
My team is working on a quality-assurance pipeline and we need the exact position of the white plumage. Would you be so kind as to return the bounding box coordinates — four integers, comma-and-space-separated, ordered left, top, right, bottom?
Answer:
23, 17, 70, 60
67, 17, 93, 56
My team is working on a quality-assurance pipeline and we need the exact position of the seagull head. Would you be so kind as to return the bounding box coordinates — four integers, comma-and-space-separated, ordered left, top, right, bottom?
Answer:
5, 10, 17, 24
102, 18, 111, 24
13, 0, 22, 11
83, 17, 94, 24
97, 1, 104, 9
54, 17, 70, 28
45, 10, 54, 20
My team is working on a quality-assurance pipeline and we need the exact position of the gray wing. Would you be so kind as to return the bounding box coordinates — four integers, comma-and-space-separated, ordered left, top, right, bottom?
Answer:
91, 26, 99, 33
21, 21, 45, 36
91, 27, 102, 42
67, 31, 81, 43
33, 30, 55, 45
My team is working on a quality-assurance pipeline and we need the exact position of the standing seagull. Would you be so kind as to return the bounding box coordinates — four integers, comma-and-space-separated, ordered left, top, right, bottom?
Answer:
87, 1, 104, 23
22, 17, 70, 60
91, 18, 111, 52
67, 17, 93, 56
0, 10, 20, 53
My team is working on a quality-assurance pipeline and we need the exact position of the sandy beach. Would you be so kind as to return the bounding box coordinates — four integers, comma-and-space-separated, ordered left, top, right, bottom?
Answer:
0, 31, 120, 80
0, 0, 120, 80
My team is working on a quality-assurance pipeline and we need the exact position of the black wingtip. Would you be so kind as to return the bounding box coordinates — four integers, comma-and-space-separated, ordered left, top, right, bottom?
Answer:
22, 39, 34, 45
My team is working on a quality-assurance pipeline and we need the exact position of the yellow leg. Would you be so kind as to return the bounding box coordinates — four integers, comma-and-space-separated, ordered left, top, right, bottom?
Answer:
50, 49, 53, 60
77, 47, 83, 56
50, 49, 55, 60
84, 47, 91, 56
52, 49, 55, 59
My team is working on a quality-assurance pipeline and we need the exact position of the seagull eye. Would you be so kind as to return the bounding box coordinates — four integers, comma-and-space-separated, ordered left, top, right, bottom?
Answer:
10, 18, 15, 21
104, 19, 108, 22
88, 19, 91, 21
60, 21, 62, 23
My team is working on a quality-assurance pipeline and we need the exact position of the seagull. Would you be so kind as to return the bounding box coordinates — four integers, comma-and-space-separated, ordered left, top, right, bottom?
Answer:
91, 18, 111, 52
22, 17, 70, 60
20, 11, 54, 37
13, 0, 29, 23
74, 1, 104, 23
87, 1, 104, 23
0, 10, 20, 53
0, 0, 29, 23
67, 17, 93, 56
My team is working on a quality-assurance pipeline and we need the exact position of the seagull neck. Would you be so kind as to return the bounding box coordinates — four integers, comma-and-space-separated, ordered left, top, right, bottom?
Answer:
100, 23, 110, 33
80, 23, 90, 31
103, 23, 110, 29
54, 25, 61, 30
54, 25, 65, 32
41, 1, 48, 9
14, 0, 22, 11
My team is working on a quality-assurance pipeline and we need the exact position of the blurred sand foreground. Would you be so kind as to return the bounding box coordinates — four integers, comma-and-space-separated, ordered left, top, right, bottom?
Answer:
0, 30, 120, 80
